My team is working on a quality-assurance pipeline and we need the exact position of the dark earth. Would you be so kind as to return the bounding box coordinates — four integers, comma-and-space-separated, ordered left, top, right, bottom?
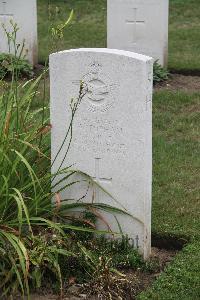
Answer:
154, 73, 200, 93
28, 247, 177, 300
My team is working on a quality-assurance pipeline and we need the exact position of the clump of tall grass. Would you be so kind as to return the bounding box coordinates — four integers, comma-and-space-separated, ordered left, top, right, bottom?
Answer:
0, 54, 60, 297
0, 58, 97, 298
0, 19, 86, 298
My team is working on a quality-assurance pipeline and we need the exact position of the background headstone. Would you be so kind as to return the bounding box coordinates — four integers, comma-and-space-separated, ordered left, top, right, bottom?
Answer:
0, 0, 38, 65
50, 48, 153, 259
107, 0, 169, 66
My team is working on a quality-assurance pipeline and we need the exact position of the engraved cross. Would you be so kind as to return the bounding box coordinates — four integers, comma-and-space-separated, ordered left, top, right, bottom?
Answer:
93, 158, 112, 202
0, 1, 13, 16
126, 8, 145, 43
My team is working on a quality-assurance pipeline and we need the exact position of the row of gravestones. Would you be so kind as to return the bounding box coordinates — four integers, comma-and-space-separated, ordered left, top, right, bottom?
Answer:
0, 0, 169, 259
0, 0, 169, 66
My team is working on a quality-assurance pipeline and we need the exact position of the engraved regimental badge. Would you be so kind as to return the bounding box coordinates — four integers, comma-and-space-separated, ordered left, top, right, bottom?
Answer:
82, 61, 116, 112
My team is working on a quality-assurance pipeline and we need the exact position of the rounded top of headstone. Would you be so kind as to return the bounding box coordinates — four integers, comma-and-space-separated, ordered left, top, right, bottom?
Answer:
49, 48, 153, 63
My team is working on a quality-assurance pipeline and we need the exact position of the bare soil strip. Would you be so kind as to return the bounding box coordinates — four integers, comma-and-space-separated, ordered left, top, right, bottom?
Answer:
155, 74, 200, 93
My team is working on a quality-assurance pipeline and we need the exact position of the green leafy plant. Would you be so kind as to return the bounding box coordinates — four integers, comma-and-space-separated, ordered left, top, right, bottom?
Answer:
28, 229, 75, 295
79, 243, 140, 299
153, 60, 170, 84
97, 235, 143, 269
0, 53, 33, 79
0, 20, 33, 80
0, 17, 84, 298
51, 9, 74, 52
0, 68, 89, 297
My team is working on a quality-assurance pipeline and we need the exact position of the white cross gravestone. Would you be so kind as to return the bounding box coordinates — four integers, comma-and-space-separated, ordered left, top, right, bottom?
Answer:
50, 48, 153, 259
107, 0, 169, 66
0, 0, 38, 65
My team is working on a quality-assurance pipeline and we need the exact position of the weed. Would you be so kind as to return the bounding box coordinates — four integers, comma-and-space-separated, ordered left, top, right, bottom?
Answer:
82, 250, 139, 299
0, 53, 33, 79
153, 60, 169, 84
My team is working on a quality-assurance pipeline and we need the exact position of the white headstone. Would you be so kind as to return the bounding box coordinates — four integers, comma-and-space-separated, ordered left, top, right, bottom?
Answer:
0, 0, 38, 65
50, 48, 153, 259
107, 0, 169, 66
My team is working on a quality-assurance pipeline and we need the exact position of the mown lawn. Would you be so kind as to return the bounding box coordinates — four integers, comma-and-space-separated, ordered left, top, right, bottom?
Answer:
138, 241, 200, 300
139, 90, 200, 299
152, 91, 200, 239
38, 0, 107, 63
169, 0, 200, 71
37, 0, 200, 71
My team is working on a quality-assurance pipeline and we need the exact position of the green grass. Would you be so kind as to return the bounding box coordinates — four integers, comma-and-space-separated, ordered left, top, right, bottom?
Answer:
169, 0, 200, 71
38, 0, 106, 63
138, 90, 200, 299
37, 0, 200, 71
138, 241, 200, 300
152, 91, 200, 239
